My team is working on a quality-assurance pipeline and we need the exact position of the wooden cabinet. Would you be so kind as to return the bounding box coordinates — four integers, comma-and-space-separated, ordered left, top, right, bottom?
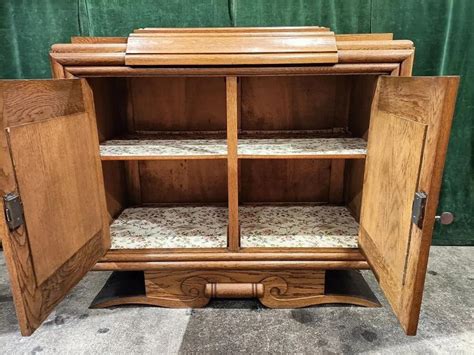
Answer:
0, 27, 458, 336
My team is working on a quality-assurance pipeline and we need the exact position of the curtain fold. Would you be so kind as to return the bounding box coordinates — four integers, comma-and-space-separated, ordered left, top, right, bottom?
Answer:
0, 0, 472, 244
0, 0, 80, 78
371, 0, 474, 245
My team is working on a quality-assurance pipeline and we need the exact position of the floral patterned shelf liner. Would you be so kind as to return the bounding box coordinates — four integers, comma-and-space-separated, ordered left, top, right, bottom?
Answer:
100, 139, 227, 157
240, 206, 359, 248
100, 138, 367, 158
110, 206, 228, 249
110, 206, 359, 249
239, 138, 366, 157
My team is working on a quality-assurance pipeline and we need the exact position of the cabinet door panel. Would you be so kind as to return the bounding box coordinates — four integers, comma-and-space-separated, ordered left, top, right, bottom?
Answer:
0, 79, 109, 335
359, 76, 459, 335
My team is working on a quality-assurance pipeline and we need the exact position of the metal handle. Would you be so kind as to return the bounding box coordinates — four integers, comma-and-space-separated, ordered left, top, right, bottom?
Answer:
435, 212, 454, 225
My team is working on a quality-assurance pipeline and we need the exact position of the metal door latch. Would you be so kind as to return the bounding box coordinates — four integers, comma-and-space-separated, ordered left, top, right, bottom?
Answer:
412, 191, 427, 228
3, 192, 24, 231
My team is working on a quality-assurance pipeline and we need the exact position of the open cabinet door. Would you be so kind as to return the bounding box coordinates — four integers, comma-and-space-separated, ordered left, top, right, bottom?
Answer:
0, 79, 110, 335
359, 76, 459, 335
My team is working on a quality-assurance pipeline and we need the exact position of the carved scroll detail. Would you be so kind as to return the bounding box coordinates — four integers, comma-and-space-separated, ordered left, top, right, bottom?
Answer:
258, 274, 328, 308
144, 274, 210, 307
119, 270, 380, 309
144, 270, 326, 308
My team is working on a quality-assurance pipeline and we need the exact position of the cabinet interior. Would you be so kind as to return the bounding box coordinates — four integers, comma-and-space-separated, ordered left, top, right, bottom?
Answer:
87, 74, 379, 250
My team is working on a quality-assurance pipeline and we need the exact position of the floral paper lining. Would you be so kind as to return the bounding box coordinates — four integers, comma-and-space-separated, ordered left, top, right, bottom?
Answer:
240, 206, 359, 248
110, 206, 228, 249
239, 138, 367, 157
110, 205, 358, 249
100, 138, 366, 158
100, 139, 227, 157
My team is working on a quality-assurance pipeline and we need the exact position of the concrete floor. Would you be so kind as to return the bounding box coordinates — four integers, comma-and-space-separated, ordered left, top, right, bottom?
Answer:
0, 246, 472, 354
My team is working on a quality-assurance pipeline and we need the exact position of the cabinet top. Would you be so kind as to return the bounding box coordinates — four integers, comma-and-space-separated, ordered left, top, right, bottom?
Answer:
126, 26, 338, 65
50, 26, 414, 71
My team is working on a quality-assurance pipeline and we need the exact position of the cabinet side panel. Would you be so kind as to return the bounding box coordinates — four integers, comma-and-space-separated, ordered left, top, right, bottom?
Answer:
344, 159, 365, 221
348, 75, 378, 139
87, 78, 129, 221
86, 78, 128, 141
345, 75, 378, 218
102, 161, 127, 220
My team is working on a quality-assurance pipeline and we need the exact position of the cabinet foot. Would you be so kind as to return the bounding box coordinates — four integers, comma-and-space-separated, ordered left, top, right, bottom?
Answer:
259, 270, 380, 308
90, 269, 380, 309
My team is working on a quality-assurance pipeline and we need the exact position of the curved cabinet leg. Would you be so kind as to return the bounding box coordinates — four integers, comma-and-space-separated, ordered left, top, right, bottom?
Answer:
91, 295, 210, 309
259, 293, 379, 308
90, 271, 211, 308
259, 284, 380, 308
258, 270, 380, 308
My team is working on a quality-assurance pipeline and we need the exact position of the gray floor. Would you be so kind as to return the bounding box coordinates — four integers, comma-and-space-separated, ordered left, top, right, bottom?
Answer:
0, 246, 472, 354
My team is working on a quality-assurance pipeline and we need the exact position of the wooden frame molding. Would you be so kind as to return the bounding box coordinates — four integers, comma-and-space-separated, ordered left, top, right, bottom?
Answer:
50, 26, 414, 76
99, 248, 366, 262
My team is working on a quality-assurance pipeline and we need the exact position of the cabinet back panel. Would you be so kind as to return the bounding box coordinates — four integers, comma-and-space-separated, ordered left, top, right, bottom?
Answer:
129, 77, 226, 132
240, 76, 351, 131
240, 159, 331, 203
87, 78, 128, 142
138, 160, 228, 203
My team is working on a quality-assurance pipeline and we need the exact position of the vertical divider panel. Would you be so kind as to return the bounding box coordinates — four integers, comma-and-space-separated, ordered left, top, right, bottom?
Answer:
237, 77, 242, 199
226, 76, 240, 251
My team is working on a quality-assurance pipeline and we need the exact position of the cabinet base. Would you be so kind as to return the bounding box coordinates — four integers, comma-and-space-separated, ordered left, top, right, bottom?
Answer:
90, 269, 380, 309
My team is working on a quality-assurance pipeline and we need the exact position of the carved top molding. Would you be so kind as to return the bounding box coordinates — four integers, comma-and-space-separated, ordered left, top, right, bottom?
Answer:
126, 26, 338, 65
50, 26, 414, 69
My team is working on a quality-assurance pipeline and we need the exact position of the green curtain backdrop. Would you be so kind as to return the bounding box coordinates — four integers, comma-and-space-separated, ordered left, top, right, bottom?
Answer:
0, 0, 472, 245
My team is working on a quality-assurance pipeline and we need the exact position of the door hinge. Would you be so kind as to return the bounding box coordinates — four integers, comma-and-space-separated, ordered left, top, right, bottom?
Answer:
412, 191, 427, 228
3, 192, 24, 231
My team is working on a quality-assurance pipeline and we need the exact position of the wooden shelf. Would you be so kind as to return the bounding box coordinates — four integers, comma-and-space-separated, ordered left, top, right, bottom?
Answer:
240, 205, 359, 248
110, 206, 228, 249
110, 205, 359, 249
100, 138, 227, 160
238, 138, 367, 159
100, 137, 366, 160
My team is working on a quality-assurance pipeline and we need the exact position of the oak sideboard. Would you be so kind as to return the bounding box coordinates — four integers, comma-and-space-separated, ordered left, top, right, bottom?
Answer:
0, 27, 459, 336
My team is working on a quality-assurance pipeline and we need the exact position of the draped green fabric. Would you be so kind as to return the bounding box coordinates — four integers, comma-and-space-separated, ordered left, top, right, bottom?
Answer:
371, 1, 474, 245
0, 0, 472, 245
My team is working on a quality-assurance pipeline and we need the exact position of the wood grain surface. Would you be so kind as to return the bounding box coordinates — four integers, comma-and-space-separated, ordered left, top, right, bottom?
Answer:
359, 76, 459, 335
125, 28, 338, 65
0, 79, 109, 335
